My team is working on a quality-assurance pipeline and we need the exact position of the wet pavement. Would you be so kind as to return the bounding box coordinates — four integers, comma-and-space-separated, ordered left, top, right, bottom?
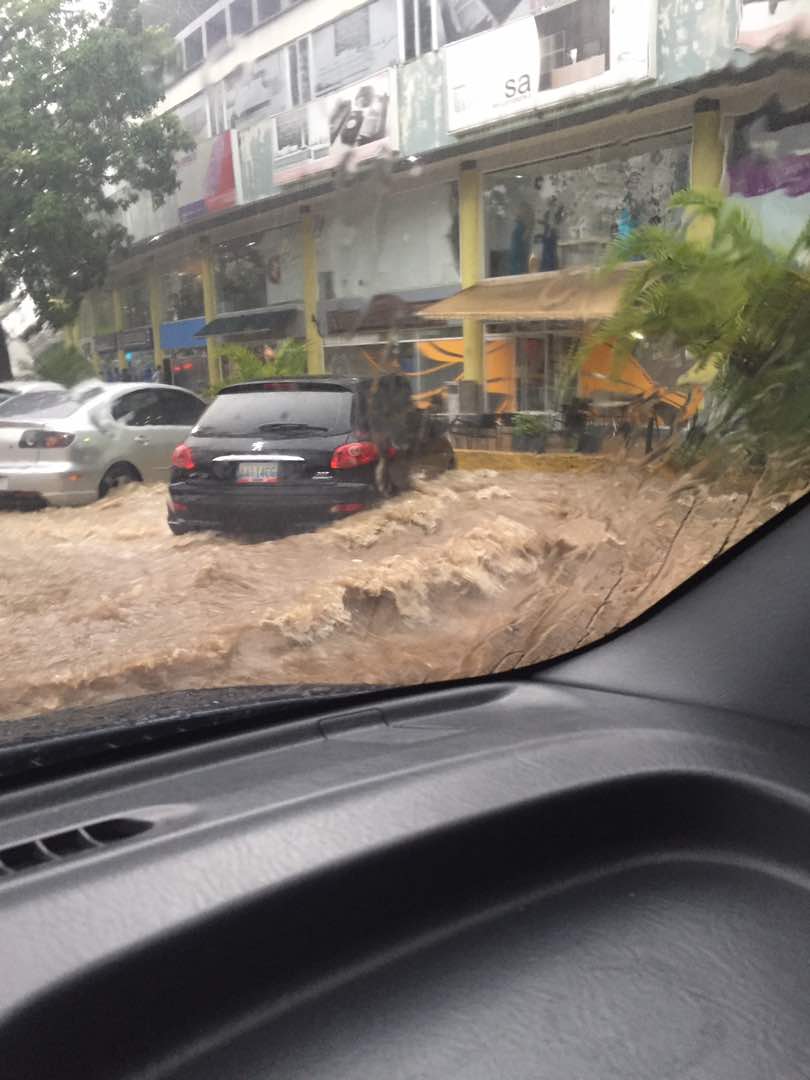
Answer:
0, 465, 800, 723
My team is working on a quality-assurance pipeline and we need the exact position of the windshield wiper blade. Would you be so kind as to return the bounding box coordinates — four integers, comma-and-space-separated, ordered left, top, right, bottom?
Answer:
257, 423, 329, 434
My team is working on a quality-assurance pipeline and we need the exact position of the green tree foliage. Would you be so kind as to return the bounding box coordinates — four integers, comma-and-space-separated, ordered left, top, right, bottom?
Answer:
210, 339, 309, 395
33, 342, 95, 387
0, 0, 193, 377
585, 190, 810, 464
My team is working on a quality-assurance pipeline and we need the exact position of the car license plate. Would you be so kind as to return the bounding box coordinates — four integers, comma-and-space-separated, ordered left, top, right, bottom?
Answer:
236, 462, 278, 483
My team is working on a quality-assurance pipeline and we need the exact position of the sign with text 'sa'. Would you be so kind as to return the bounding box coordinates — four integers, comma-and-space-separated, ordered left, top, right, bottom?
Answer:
445, 0, 656, 134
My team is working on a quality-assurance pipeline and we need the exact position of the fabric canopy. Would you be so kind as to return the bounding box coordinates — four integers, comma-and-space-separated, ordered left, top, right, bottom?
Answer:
417, 266, 639, 323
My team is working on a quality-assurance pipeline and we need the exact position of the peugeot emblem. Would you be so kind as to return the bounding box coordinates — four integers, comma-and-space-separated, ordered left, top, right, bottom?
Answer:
251, 440, 264, 452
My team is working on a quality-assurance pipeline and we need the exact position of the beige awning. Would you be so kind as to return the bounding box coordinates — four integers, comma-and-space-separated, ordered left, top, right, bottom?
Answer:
418, 265, 639, 323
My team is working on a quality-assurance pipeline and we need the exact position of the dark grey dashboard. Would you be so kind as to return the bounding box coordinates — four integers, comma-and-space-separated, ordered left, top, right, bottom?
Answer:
0, 496, 808, 1079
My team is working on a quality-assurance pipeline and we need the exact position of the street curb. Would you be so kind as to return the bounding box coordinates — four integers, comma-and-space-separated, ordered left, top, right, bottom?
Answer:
455, 450, 608, 472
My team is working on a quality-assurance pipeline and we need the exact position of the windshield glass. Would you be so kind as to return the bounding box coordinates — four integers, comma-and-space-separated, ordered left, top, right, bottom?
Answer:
0, 391, 81, 419
196, 386, 353, 436
1, 0, 809, 734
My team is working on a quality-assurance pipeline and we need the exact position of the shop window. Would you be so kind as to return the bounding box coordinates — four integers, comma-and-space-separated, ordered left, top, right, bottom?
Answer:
184, 27, 204, 68
484, 137, 691, 278
120, 281, 150, 329
335, 6, 370, 54
93, 292, 116, 335
229, 0, 253, 35
205, 10, 227, 51
404, 0, 433, 59
173, 93, 209, 141
161, 268, 205, 322
208, 85, 227, 136
214, 235, 269, 313
288, 37, 312, 106
257, 0, 281, 22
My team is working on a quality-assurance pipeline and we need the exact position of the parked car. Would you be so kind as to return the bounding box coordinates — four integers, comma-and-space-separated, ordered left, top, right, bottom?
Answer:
0, 379, 63, 407
168, 375, 456, 535
0, 382, 207, 508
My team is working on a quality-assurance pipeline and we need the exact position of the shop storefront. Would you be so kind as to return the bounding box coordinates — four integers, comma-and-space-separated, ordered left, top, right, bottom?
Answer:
92, 332, 118, 380
418, 132, 692, 413
118, 326, 156, 381
160, 317, 209, 394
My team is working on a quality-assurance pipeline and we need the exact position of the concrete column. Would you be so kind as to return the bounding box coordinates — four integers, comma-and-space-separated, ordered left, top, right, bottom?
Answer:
111, 287, 126, 373
301, 207, 324, 375
147, 266, 164, 380
459, 161, 484, 394
689, 99, 725, 245
199, 242, 220, 387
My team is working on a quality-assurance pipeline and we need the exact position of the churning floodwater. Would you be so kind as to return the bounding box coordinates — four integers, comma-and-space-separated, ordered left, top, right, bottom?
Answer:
0, 463, 801, 723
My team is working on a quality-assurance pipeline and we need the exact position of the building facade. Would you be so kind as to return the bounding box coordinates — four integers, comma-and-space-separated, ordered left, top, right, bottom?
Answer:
77, 0, 810, 407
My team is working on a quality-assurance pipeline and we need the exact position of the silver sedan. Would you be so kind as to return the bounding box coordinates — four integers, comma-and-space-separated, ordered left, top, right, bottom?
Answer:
0, 382, 206, 507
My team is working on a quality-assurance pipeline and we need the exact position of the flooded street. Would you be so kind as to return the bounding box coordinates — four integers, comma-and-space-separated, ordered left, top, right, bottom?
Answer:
0, 463, 800, 723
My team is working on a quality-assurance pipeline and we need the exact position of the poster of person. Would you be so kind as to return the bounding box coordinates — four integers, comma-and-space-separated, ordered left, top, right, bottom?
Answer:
727, 101, 810, 248
736, 0, 810, 51
272, 69, 398, 185
445, 0, 653, 133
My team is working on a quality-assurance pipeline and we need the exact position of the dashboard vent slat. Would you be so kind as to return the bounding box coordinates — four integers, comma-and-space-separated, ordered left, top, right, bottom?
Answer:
0, 817, 152, 880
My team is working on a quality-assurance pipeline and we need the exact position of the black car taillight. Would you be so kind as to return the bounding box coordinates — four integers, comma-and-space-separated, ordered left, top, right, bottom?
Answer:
172, 443, 196, 470
330, 441, 379, 469
19, 430, 75, 449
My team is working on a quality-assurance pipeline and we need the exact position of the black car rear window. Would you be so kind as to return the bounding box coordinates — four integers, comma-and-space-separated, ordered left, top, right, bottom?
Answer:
194, 384, 354, 437
0, 391, 82, 419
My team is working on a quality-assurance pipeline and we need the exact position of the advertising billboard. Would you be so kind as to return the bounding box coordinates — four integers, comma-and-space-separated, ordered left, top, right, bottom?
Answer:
727, 101, 810, 248
272, 69, 398, 185
736, 0, 810, 50
177, 131, 237, 224
444, 0, 655, 134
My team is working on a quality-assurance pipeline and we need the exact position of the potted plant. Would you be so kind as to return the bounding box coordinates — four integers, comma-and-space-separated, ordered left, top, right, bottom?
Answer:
511, 412, 549, 453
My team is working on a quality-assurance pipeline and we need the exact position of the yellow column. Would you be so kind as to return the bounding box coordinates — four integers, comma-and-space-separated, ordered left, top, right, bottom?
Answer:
199, 244, 220, 386
301, 208, 324, 375
111, 287, 126, 372
147, 268, 164, 380
459, 161, 484, 389
689, 99, 725, 245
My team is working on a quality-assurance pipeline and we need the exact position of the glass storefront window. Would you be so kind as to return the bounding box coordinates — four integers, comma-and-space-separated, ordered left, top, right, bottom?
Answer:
160, 264, 205, 321
93, 291, 115, 334
119, 280, 150, 328
214, 234, 269, 313
484, 136, 691, 278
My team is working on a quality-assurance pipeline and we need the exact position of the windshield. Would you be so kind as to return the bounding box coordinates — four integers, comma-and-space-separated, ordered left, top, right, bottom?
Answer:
1, 0, 810, 734
195, 386, 353, 437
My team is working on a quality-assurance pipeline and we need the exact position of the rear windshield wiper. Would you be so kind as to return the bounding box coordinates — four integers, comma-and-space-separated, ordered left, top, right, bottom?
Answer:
256, 423, 329, 434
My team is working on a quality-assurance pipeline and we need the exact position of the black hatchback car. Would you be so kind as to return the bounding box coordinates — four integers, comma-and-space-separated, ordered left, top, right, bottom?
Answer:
167, 375, 456, 534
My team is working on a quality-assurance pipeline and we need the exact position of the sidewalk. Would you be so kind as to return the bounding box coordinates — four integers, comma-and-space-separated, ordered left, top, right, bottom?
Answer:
455, 450, 608, 472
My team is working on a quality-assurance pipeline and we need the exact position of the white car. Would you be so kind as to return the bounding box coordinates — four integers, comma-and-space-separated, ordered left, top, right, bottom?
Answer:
0, 382, 206, 507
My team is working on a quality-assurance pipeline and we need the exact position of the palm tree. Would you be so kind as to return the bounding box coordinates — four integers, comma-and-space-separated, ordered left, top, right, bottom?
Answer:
583, 190, 810, 464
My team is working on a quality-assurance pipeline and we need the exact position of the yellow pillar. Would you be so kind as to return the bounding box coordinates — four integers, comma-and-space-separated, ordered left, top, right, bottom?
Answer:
301, 208, 324, 375
147, 268, 164, 380
199, 245, 220, 386
111, 287, 126, 373
459, 161, 484, 389
689, 100, 725, 245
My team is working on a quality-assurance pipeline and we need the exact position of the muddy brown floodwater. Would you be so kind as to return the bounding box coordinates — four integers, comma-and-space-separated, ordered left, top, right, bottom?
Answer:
0, 463, 802, 723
